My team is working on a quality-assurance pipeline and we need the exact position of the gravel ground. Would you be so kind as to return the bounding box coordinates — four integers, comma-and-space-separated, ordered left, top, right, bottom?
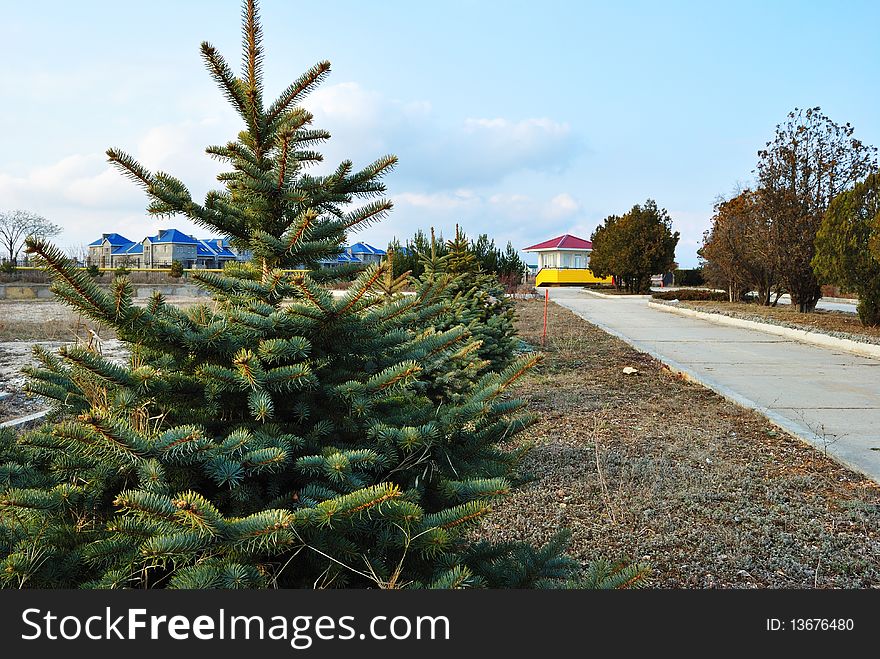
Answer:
664, 299, 880, 346
475, 299, 880, 588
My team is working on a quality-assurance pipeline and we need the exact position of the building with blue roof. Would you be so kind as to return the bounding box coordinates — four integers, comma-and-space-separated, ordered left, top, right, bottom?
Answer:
318, 251, 363, 268
346, 242, 386, 265
87, 229, 388, 270
87, 228, 242, 269
88, 233, 137, 267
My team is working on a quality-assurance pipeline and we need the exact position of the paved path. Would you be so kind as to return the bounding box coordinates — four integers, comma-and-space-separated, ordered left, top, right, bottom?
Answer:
548, 287, 880, 483
777, 294, 857, 314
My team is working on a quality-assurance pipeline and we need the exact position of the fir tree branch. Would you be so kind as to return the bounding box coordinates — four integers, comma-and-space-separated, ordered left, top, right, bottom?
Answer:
266, 61, 332, 129
200, 42, 249, 118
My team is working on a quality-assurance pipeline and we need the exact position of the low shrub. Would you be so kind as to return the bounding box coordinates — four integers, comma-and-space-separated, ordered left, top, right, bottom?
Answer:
169, 260, 184, 278
652, 289, 727, 301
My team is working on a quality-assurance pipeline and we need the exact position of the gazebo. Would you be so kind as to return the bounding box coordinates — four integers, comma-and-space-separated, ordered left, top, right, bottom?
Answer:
523, 233, 612, 287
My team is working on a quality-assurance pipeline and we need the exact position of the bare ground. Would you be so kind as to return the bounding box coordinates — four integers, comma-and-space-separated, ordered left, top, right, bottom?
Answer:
0, 298, 202, 423
477, 299, 880, 588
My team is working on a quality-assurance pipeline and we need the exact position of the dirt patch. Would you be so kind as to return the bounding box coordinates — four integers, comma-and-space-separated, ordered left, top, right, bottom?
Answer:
0, 297, 202, 423
0, 297, 209, 342
477, 300, 880, 588
0, 338, 129, 423
674, 300, 879, 345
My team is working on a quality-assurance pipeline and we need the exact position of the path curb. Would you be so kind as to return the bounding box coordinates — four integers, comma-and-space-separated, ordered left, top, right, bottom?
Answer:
648, 300, 880, 360
0, 409, 50, 429
581, 289, 652, 300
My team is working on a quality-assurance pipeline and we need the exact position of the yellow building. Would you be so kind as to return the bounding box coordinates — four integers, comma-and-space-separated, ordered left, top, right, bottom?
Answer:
523, 234, 613, 287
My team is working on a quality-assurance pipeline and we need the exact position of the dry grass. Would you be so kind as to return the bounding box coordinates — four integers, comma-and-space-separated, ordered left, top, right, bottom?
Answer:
0, 296, 214, 341
678, 300, 879, 341
477, 299, 880, 588
0, 302, 111, 341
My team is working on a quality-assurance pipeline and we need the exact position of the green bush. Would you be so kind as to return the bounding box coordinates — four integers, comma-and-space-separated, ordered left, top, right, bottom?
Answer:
0, 261, 16, 274
85, 264, 101, 278
652, 289, 727, 301
169, 260, 184, 278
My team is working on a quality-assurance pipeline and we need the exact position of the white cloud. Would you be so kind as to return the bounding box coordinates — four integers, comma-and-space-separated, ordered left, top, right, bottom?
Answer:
545, 193, 581, 219
1, 80, 586, 258
304, 82, 581, 188
0, 154, 139, 213
0, 116, 237, 251
394, 190, 479, 211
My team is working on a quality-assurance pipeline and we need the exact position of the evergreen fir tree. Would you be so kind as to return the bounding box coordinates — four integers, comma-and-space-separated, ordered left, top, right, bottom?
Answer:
0, 0, 624, 589
416, 227, 520, 373
375, 249, 411, 299
446, 224, 480, 275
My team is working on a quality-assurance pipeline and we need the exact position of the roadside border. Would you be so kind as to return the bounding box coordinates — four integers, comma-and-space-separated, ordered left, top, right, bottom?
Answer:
580, 289, 652, 300
649, 300, 880, 360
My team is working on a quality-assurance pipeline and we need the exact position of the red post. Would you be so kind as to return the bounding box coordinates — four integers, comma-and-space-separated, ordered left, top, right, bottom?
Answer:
542, 288, 549, 346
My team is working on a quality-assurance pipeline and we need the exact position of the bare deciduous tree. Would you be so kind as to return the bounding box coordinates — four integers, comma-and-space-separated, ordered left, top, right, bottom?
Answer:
700, 187, 781, 305
0, 210, 62, 264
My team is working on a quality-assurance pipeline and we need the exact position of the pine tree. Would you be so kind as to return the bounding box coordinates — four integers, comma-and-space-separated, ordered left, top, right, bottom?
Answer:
446, 224, 480, 275
414, 227, 520, 375
0, 0, 629, 589
375, 249, 411, 299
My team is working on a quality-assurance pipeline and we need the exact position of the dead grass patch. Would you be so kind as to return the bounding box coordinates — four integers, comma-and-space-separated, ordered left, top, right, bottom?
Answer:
476, 300, 880, 588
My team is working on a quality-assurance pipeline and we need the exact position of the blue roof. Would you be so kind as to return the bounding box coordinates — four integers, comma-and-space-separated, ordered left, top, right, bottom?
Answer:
349, 242, 386, 256
196, 239, 236, 258
147, 228, 199, 244
89, 233, 133, 247
111, 243, 143, 255
320, 253, 363, 264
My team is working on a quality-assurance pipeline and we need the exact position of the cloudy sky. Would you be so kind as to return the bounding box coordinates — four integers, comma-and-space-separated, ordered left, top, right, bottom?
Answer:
2, 0, 878, 267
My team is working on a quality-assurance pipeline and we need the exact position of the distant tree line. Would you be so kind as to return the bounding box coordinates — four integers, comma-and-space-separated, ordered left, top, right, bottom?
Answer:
388, 226, 526, 289
588, 199, 679, 294
700, 107, 879, 324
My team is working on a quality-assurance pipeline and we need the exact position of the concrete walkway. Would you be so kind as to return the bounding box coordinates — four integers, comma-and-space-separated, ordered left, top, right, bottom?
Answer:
548, 287, 880, 483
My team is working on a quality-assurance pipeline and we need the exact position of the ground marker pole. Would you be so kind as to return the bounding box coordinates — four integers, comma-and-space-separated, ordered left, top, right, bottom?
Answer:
542, 288, 548, 346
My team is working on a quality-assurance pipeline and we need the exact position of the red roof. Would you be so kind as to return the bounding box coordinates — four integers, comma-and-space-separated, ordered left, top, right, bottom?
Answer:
523, 234, 592, 251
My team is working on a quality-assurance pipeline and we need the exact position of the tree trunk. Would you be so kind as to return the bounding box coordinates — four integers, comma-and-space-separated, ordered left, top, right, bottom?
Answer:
771, 287, 783, 307
790, 280, 822, 313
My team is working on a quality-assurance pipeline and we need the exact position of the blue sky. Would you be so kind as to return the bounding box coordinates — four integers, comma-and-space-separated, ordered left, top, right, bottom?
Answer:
1, 1, 878, 267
